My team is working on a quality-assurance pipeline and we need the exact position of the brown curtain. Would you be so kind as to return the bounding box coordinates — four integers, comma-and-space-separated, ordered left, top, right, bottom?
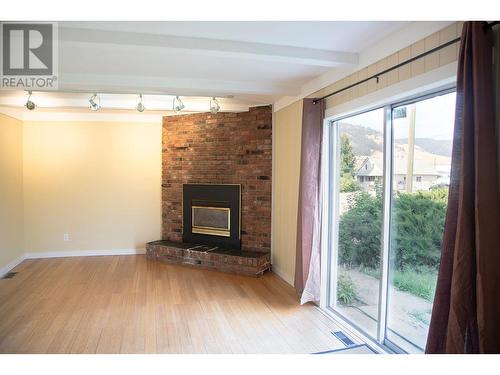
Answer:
426, 21, 500, 354
295, 98, 325, 294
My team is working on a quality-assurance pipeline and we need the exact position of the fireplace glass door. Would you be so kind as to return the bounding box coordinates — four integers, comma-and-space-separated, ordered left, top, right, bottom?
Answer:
192, 206, 231, 237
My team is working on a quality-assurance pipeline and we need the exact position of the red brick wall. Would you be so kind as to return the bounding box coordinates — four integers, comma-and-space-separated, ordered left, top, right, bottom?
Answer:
161, 105, 272, 253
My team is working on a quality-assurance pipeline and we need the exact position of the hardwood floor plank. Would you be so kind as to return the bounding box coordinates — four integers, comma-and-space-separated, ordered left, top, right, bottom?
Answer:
0, 255, 351, 354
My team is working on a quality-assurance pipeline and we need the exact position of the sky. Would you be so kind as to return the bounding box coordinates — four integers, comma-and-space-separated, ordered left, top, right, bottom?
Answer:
337, 91, 456, 141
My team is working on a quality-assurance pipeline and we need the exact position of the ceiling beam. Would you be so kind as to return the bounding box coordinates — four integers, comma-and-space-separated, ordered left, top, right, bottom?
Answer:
57, 73, 301, 97
59, 27, 359, 68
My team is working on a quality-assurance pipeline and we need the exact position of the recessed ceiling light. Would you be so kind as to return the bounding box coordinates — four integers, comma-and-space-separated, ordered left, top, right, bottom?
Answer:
173, 96, 185, 112
209, 97, 220, 114
25, 91, 36, 111
136, 94, 146, 112
89, 93, 101, 111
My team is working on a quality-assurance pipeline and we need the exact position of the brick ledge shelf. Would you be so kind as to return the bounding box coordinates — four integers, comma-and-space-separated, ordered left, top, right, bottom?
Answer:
146, 240, 271, 277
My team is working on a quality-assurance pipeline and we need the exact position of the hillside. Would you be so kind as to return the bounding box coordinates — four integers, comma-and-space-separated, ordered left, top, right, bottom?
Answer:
396, 138, 452, 157
338, 123, 452, 157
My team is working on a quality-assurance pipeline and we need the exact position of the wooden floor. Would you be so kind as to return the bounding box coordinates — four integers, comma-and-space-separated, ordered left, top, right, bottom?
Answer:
0, 255, 352, 354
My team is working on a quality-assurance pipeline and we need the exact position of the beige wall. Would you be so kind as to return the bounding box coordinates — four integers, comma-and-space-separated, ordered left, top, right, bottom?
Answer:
272, 22, 463, 286
312, 22, 463, 109
23, 121, 161, 254
272, 100, 303, 284
0, 114, 24, 270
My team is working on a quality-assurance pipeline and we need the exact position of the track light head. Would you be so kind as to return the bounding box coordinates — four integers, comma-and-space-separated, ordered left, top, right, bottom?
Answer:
173, 96, 185, 112
209, 97, 220, 114
136, 94, 145, 112
25, 91, 36, 111
89, 93, 101, 111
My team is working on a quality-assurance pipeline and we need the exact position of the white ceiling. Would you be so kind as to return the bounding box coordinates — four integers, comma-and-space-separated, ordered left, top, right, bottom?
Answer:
60, 21, 407, 52
56, 21, 408, 99
1, 21, 450, 118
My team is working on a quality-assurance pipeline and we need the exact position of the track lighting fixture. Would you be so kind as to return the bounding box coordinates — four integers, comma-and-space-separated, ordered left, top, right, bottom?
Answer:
136, 94, 145, 112
209, 97, 220, 114
173, 96, 185, 112
17, 92, 229, 112
25, 91, 36, 110
89, 93, 101, 111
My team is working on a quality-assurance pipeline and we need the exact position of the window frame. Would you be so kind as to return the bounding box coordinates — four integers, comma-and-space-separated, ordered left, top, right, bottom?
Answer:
319, 85, 456, 354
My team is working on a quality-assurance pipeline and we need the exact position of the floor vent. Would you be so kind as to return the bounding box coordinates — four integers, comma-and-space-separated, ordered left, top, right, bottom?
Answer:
2, 272, 18, 279
332, 331, 355, 346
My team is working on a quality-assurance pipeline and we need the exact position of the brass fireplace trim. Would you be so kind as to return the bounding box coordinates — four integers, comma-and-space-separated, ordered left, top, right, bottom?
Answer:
191, 206, 231, 237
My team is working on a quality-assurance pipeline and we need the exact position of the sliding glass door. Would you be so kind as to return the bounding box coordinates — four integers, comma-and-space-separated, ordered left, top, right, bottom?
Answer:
324, 89, 455, 353
328, 108, 385, 338
385, 93, 455, 352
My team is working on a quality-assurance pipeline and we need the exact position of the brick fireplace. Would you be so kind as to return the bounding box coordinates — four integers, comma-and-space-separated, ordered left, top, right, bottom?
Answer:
146, 105, 272, 276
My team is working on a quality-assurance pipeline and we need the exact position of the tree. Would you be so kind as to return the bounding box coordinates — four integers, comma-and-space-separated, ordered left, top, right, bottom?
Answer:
340, 134, 356, 176
339, 134, 361, 192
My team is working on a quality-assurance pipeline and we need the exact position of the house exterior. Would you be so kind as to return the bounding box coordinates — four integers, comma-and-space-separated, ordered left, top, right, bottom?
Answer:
355, 156, 447, 192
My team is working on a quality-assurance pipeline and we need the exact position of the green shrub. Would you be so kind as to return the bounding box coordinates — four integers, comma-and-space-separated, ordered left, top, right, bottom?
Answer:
338, 188, 448, 272
391, 189, 447, 270
337, 273, 358, 305
338, 191, 382, 269
340, 174, 362, 192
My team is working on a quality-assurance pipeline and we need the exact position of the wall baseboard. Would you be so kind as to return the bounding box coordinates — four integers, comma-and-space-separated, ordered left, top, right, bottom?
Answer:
0, 254, 26, 278
24, 248, 146, 259
0, 249, 146, 277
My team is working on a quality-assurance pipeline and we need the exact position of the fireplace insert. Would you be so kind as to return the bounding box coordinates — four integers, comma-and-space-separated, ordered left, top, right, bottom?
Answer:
182, 184, 241, 249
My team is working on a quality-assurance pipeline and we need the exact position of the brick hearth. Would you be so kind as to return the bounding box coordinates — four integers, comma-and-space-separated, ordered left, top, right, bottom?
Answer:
146, 241, 271, 277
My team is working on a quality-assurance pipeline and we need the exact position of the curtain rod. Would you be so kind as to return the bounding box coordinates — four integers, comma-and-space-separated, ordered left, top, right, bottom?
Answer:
312, 37, 460, 104
313, 21, 499, 104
